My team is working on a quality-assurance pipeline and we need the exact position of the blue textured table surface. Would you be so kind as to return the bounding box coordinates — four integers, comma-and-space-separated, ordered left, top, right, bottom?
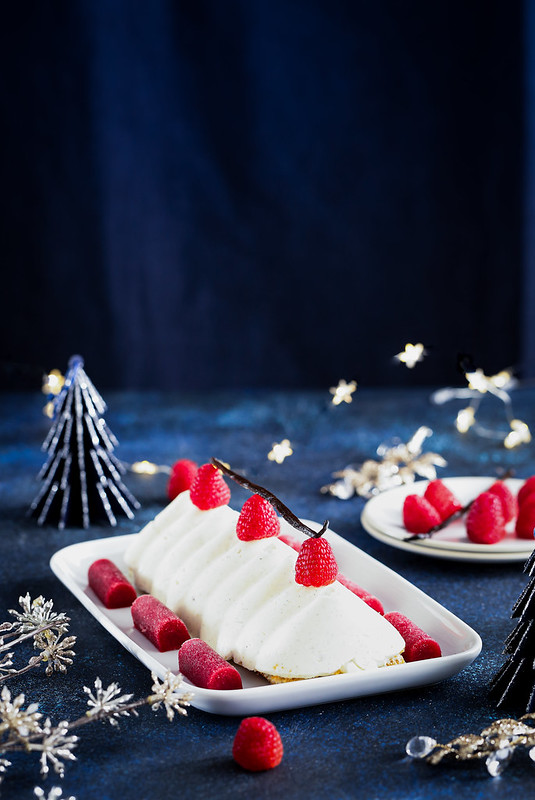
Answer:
1, 387, 535, 800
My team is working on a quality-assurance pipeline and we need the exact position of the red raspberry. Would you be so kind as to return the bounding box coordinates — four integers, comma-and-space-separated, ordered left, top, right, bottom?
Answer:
423, 479, 463, 522
167, 459, 198, 501
294, 537, 338, 587
515, 494, 535, 539
465, 491, 506, 544
487, 480, 517, 523
232, 717, 283, 771
236, 494, 280, 541
518, 476, 535, 506
189, 463, 231, 510
402, 494, 441, 534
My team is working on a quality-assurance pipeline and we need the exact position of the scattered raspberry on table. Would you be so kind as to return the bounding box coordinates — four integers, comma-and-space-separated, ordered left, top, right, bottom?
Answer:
232, 716, 283, 771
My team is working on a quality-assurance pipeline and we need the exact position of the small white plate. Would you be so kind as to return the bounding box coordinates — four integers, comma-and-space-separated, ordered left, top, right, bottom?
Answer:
50, 530, 481, 715
361, 477, 534, 563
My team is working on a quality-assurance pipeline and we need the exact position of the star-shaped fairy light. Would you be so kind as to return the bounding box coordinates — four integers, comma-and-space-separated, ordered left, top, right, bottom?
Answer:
431, 366, 531, 449
395, 342, 426, 369
42, 369, 65, 419
42, 370, 65, 396
329, 379, 357, 406
128, 460, 171, 475
268, 439, 293, 464
321, 426, 446, 499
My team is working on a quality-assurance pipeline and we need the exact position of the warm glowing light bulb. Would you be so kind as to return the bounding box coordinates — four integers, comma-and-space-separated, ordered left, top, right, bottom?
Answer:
42, 369, 65, 396
466, 369, 489, 394
329, 379, 357, 406
504, 420, 532, 449
131, 460, 160, 475
268, 439, 293, 464
456, 407, 476, 434
395, 343, 425, 369
491, 370, 512, 389
43, 401, 55, 419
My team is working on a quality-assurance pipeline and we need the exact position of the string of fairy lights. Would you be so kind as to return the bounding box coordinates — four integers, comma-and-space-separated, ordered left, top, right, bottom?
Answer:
40, 343, 532, 497
431, 367, 531, 449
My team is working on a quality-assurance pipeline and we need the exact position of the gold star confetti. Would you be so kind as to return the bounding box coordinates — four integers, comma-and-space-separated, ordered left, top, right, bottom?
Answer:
329, 379, 357, 406
395, 343, 425, 369
267, 439, 293, 464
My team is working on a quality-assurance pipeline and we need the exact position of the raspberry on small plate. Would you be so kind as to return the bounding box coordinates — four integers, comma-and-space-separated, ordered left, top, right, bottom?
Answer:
361, 476, 534, 563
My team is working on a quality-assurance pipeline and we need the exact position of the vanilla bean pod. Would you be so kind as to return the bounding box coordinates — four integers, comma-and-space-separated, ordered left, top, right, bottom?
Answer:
212, 457, 329, 538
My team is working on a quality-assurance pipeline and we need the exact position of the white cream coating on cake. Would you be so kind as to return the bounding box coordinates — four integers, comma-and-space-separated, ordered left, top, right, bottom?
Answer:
124, 491, 405, 679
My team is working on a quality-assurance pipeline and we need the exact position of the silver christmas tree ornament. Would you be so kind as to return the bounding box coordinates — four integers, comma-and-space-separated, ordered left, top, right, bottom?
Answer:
29, 356, 140, 528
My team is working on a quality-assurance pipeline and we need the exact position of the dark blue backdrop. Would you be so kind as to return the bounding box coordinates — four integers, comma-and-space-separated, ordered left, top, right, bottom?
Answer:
0, 1, 527, 391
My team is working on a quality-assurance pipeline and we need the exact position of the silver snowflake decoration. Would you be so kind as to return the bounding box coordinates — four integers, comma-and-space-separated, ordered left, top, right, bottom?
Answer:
37, 633, 76, 677
84, 677, 135, 726
8, 595, 69, 637
0, 686, 42, 739
0, 651, 15, 679
322, 426, 446, 499
148, 671, 193, 721
32, 719, 78, 779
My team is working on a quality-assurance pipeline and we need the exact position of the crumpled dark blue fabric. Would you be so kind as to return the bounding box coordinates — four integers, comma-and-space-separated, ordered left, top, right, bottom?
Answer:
0, 0, 524, 391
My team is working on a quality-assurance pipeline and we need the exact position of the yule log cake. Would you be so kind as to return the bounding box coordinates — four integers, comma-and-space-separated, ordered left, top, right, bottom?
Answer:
124, 460, 405, 682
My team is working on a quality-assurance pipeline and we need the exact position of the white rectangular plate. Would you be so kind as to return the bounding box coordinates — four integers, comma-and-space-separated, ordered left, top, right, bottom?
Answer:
50, 530, 482, 715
